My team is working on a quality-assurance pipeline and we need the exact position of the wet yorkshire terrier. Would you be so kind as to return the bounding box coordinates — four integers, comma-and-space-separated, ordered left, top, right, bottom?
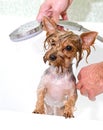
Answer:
33, 17, 97, 118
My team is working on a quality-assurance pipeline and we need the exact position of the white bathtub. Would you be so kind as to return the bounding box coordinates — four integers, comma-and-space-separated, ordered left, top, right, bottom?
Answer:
0, 16, 103, 129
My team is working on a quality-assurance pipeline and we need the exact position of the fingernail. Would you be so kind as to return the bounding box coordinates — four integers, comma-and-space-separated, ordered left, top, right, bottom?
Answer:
89, 97, 96, 101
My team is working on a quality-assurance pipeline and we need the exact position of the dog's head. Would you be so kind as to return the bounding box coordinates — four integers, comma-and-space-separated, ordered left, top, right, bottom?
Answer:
42, 17, 98, 70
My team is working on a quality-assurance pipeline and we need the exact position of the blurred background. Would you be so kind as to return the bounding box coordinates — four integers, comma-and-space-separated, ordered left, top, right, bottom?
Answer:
0, 0, 103, 22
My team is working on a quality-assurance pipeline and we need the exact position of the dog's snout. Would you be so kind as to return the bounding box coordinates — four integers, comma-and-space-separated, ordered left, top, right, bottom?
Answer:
49, 54, 57, 61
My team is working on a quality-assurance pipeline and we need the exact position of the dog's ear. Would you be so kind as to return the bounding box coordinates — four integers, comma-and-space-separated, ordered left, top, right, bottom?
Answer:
42, 16, 57, 35
80, 31, 98, 60
80, 31, 98, 50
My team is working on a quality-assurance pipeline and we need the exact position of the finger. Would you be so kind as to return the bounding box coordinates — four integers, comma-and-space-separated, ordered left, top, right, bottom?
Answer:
80, 87, 88, 96
88, 89, 96, 101
69, 0, 73, 5
36, 3, 51, 22
61, 12, 68, 20
80, 86, 96, 101
37, 13, 46, 22
77, 72, 82, 80
52, 11, 60, 23
76, 82, 82, 89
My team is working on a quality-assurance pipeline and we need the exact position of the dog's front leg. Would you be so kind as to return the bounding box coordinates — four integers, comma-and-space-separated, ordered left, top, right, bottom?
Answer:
63, 93, 77, 118
33, 87, 47, 114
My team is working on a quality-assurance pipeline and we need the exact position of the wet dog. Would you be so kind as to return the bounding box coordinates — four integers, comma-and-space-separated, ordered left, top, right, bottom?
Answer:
33, 17, 97, 118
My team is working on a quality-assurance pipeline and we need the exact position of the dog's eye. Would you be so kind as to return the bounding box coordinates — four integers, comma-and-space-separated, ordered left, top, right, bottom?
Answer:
51, 43, 55, 46
65, 45, 72, 51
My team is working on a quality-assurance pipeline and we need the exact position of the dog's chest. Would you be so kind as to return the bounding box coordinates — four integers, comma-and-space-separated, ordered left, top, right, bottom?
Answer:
43, 67, 76, 106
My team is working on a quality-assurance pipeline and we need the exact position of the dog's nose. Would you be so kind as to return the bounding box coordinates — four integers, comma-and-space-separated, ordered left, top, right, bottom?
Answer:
49, 54, 57, 61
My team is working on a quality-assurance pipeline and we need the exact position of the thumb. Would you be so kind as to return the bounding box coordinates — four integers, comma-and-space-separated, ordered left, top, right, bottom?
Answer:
52, 11, 60, 23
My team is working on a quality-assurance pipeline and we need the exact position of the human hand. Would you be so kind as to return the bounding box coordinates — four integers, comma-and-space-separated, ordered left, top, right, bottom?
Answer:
36, 0, 73, 22
76, 62, 103, 101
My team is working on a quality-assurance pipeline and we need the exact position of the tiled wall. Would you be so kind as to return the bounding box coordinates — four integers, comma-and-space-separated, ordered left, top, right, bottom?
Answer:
0, 0, 103, 22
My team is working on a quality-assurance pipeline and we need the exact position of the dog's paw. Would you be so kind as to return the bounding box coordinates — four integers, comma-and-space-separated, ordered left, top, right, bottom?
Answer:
63, 109, 74, 118
32, 109, 45, 114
